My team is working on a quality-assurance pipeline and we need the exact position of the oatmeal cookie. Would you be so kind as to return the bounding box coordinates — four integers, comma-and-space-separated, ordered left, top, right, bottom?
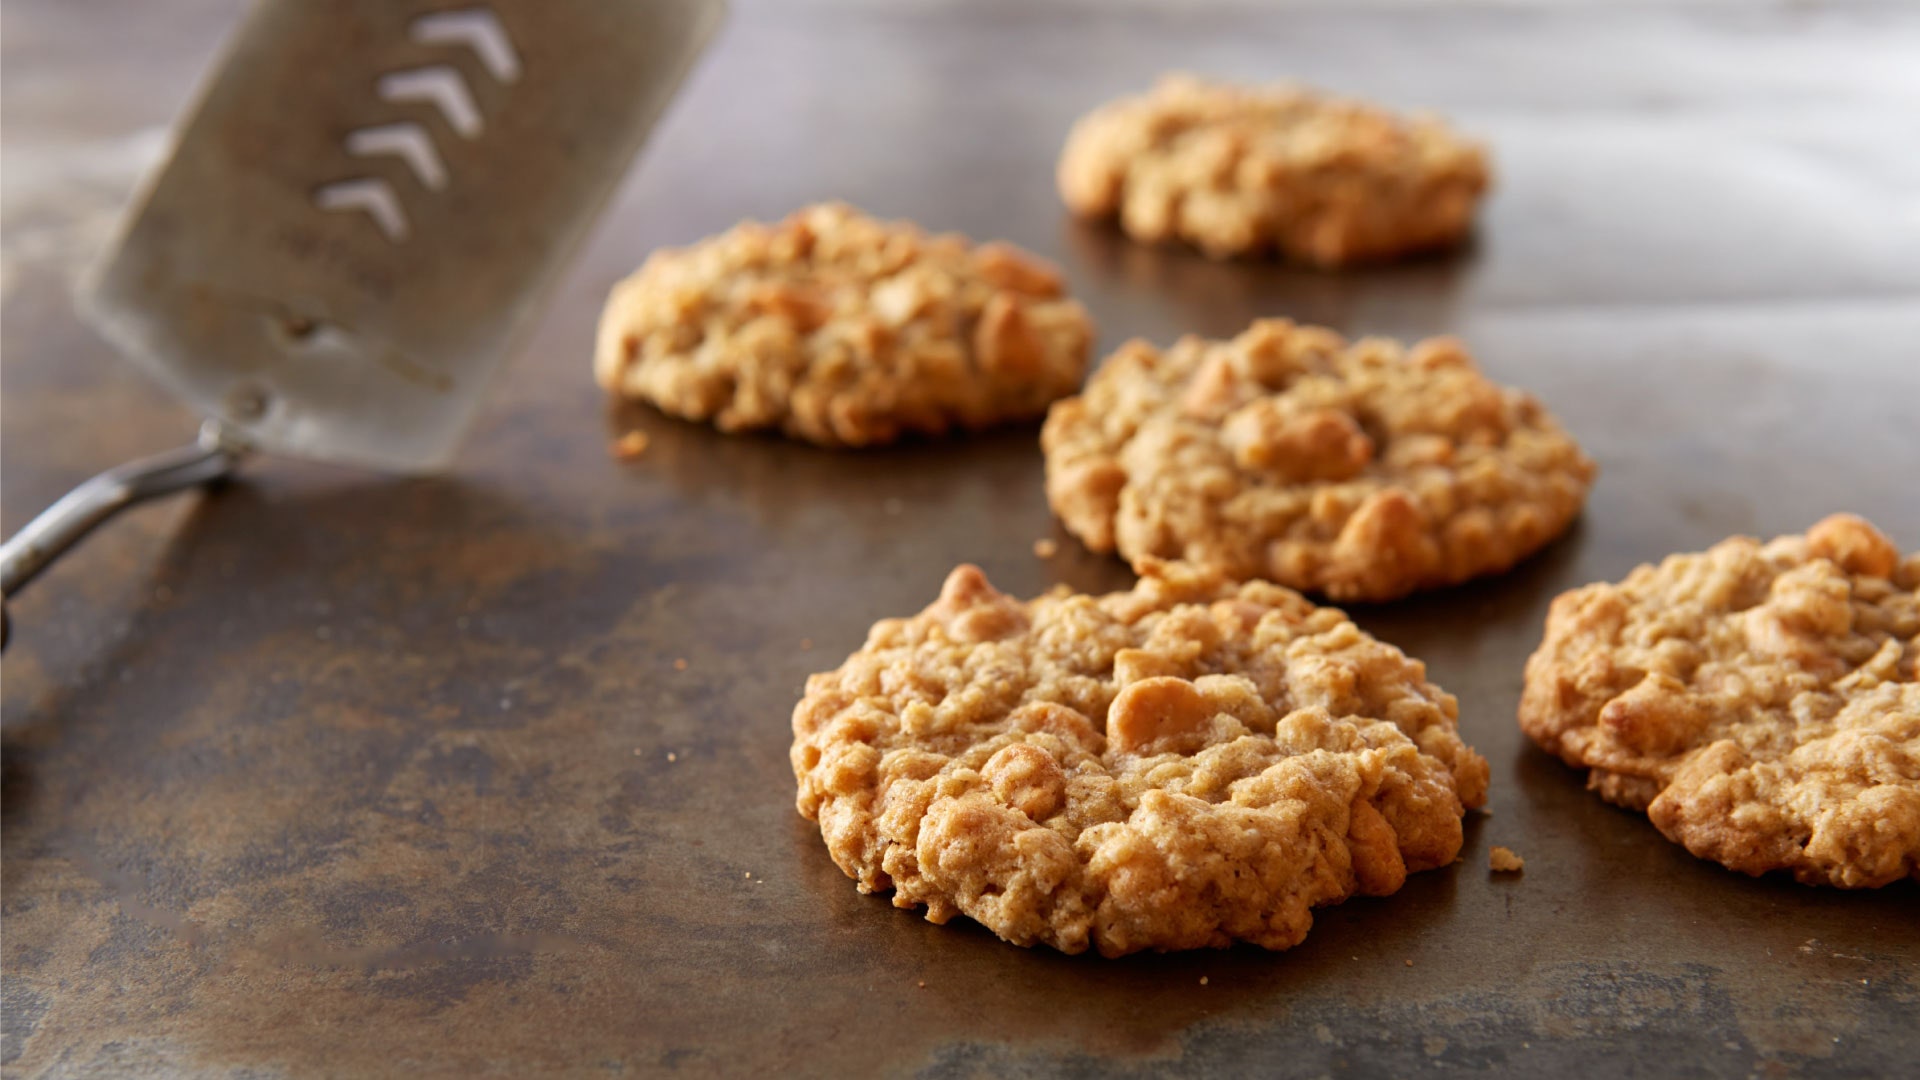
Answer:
1520, 515, 1920, 888
1041, 320, 1595, 602
790, 560, 1489, 956
1057, 74, 1490, 266
595, 203, 1094, 447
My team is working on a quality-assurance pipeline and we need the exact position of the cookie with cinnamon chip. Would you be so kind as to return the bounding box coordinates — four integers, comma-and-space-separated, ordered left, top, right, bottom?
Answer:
791, 561, 1489, 956
1520, 514, 1920, 887
596, 203, 1093, 447
1042, 320, 1594, 601
1058, 75, 1490, 265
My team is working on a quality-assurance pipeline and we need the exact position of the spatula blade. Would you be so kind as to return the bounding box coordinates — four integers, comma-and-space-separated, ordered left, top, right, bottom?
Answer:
82, 0, 724, 471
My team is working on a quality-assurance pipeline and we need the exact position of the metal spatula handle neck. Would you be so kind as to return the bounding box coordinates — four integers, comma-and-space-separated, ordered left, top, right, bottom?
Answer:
0, 422, 248, 642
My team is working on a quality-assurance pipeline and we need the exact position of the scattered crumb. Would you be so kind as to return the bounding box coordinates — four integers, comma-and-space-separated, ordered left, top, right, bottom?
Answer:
673, 658, 688, 671
667, 752, 677, 763
800, 638, 813, 651
631, 748, 643, 756
917, 981, 926, 989
1198, 976, 1208, 985
1404, 959, 1414, 967
611, 430, 650, 460
743, 872, 751, 879
1490, 846, 1526, 873
1033, 538, 1059, 558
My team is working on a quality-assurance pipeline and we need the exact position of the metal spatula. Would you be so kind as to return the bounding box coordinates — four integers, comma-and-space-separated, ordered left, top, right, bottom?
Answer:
0, 0, 724, 644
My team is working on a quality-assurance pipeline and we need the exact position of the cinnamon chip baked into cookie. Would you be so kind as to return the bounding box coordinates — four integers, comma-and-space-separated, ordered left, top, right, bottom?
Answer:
1057, 74, 1490, 266
791, 560, 1489, 956
595, 203, 1094, 447
1042, 320, 1595, 602
1520, 515, 1920, 888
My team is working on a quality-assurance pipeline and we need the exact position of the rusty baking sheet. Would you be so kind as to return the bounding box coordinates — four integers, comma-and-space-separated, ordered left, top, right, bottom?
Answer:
2, 1, 1916, 1077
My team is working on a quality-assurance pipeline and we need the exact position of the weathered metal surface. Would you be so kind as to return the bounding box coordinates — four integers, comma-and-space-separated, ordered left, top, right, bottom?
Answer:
3, 2, 1916, 1077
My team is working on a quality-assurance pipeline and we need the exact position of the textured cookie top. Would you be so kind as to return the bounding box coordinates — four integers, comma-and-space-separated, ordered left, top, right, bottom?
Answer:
1520, 515, 1920, 888
791, 561, 1489, 957
1042, 320, 1596, 602
1057, 74, 1490, 265
595, 203, 1094, 447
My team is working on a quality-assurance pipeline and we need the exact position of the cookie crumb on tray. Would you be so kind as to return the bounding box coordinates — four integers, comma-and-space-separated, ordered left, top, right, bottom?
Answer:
610, 431, 650, 460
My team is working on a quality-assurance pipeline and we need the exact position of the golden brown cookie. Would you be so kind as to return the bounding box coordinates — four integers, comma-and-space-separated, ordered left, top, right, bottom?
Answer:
790, 560, 1489, 956
1057, 74, 1490, 266
1041, 320, 1595, 602
1520, 514, 1920, 888
595, 203, 1094, 447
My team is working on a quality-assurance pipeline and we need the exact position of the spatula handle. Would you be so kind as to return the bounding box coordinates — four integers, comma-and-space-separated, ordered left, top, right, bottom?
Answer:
0, 421, 248, 649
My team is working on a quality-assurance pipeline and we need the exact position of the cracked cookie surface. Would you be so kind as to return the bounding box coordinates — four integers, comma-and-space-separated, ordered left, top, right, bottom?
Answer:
1057, 74, 1490, 265
1042, 320, 1595, 602
791, 560, 1488, 956
595, 202, 1093, 447
1520, 514, 1920, 888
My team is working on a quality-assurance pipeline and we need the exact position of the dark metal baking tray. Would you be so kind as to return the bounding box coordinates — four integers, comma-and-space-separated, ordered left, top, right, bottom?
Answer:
3, 1, 1915, 1076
